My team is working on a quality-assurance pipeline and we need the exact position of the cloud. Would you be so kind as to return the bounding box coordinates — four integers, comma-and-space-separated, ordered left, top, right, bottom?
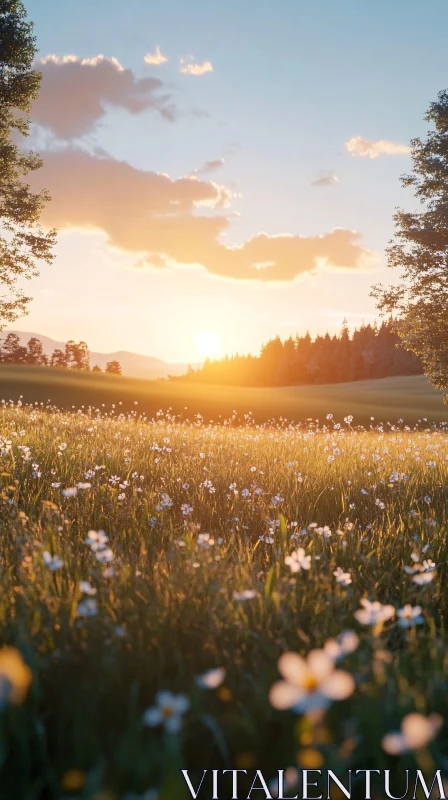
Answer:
32, 54, 176, 139
311, 172, 339, 187
179, 57, 213, 76
144, 46, 168, 65
195, 158, 225, 175
345, 136, 411, 158
31, 148, 372, 283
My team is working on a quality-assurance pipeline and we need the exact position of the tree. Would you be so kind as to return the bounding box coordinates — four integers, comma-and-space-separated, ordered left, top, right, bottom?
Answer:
371, 90, 448, 402
0, 1, 56, 327
0, 330, 25, 362
106, 360, 121, 375
25, 335, 47, 365
92, 364, 102, 372
65, 340, 90, 370
50, 348, 68, 368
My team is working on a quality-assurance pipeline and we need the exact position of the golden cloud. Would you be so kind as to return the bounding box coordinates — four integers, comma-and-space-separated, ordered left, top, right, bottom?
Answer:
31, 148, 372, 282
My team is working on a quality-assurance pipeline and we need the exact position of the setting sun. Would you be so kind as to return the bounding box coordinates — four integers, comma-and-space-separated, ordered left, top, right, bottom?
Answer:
196, 331, 220, 359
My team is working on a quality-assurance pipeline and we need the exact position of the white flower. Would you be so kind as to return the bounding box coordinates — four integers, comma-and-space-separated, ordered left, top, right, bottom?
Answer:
324, 631, 359, 662
79, 581, 97, 596
397, 604, 424, 628
195, 667, 226, 689
77, 482, 91, 490
95, 548, 114, 564
354, 599, 395, 626
413, 571, 435, 585
62, 487, 77, 498
269, 649, 355, 713
333, 567, 352, 586
233, 589, 257, 601
285, 548, 311, 573
143, 691, 189, 733
315, 525, 332, 538
382, 713, 442, 754
77, 598, 98, 617
43, 551, 64, 571
85, 530, 108, 549
197, 533, 214, 547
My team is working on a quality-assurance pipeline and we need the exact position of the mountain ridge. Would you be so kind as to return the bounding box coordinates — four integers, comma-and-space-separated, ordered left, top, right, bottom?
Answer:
1, 330, 190, 380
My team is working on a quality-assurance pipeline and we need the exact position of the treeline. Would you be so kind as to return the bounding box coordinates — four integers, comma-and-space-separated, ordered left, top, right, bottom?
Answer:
0, 333, 122, 374
179, 321, 423, 387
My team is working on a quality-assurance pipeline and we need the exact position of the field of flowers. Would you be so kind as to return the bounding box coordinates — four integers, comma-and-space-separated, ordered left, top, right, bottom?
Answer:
0, 399, 447, 799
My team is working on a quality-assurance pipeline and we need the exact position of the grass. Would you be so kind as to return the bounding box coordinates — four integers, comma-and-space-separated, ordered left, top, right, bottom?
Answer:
0, 395, 447, 799
0, 364, 446, 426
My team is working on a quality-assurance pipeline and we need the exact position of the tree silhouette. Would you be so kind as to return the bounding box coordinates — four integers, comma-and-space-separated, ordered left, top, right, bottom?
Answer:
372, 89, 448, 402
106, 360, 121, 375
0, 1, 56, 327
177, 321, 423, 387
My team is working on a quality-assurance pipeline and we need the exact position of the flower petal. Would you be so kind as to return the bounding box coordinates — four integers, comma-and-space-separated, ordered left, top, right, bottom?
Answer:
165, 715, 182, 734
382, 733, 407, 755
269, 680, 305, 710
277, 653, 308, 686
320, 670, 355, 700
402, 713, 440, 750
143, 707, 163, 727
307, 650, 333, 682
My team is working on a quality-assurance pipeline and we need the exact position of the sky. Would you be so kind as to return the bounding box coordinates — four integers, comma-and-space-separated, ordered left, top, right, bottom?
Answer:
11, 0, 448, 363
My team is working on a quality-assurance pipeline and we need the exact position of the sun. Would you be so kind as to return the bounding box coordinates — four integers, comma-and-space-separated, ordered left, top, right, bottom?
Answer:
196, 331, 220, 359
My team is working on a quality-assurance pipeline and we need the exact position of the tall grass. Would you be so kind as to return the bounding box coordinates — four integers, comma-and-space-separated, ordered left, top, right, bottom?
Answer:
0, 400, 447, 799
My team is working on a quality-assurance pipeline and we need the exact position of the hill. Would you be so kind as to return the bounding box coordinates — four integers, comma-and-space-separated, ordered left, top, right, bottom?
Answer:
1, 331, 189, 379
0, 365, 445, 426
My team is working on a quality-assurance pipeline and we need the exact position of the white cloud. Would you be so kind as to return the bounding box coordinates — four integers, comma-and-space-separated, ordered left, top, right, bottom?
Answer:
144, 46, 168, 66
345, 136, 411, 158
179, 57, 213, 76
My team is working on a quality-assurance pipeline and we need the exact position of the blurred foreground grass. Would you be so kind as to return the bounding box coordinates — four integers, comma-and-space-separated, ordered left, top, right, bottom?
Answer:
0, 395, 446, 798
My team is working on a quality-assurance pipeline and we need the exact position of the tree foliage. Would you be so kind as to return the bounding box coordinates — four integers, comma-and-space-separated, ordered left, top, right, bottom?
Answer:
106, 360, 122, 375
371, 90, 448, 402
0, 0, 56, 326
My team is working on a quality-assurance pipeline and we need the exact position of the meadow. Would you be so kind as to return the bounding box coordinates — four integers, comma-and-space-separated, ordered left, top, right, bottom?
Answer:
0, 365, 446, 426
0, 395, 447, 799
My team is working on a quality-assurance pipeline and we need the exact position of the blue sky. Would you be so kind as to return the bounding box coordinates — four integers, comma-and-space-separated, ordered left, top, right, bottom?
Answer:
18, 0, 448, 362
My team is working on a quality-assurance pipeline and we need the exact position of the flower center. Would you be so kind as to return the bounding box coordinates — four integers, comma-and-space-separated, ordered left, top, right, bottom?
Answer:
303, 673, 319, 691
162, 705, 174, 718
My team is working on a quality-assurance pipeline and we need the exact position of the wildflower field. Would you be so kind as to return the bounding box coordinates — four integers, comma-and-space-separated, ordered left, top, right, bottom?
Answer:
0, 398, 447, 799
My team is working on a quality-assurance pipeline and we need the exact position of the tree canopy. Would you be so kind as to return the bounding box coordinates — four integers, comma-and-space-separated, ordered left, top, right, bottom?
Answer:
0, 0, 56, 326
372, 89, 448, 403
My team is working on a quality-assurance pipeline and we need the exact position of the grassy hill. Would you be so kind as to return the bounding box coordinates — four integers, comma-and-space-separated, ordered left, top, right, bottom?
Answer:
0, 365, 446, 425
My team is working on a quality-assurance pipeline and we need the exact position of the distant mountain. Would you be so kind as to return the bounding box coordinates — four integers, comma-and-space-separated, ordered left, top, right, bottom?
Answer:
2, 331, 190, 380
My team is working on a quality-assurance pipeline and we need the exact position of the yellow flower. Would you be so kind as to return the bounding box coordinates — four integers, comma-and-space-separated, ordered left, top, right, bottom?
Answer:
0, 646, 32, 705
60, 770, 86, 792
297, 749, 324, 769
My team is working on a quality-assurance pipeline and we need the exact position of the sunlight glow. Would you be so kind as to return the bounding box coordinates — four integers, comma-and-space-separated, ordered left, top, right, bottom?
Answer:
196, 331, 220, 359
